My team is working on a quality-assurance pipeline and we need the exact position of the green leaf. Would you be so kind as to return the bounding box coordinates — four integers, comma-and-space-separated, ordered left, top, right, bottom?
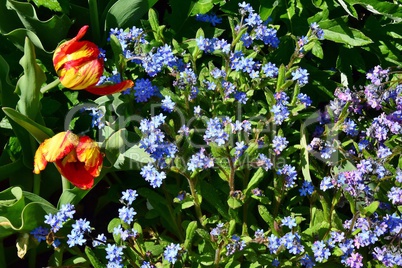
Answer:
227, 196, 243, 209
244, 168, 265, 196
336, 0, 358, 18
350, 0, 402, 22
17, 36, 46, 117
184, 221, 197, 249
105, 0, 158, 30
6, 0, 72, 50
31, 0, 70, 13
148, 8, 160, 41
258, 205, 278, 235
2, 107, 54, 143
0, 187, 57, 238
85, 246, 106, 268
320, 18, 373, 46
189, 0, 214, 15
361, 201, 379, 217
300, 121, 312, 182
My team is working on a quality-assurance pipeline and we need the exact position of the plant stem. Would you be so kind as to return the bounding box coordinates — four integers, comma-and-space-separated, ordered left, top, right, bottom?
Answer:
226, 147, 235, 194
61, 175, 70, 192
40, 78, 60, 94
88, 0, 101, 44
186, 176, 204, 226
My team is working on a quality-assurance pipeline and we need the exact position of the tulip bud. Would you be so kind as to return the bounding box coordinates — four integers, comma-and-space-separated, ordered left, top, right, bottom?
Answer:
53, 26, 134, 95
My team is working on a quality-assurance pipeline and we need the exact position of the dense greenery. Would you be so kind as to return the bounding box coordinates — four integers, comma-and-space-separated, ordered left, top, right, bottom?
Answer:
1, 0, 402, 267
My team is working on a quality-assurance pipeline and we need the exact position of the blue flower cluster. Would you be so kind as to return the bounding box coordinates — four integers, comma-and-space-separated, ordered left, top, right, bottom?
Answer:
163, 243, 182, 264
187, 147, 214, 172
195, 12, 222, 26
82, 106, 105, 129
109, 26, 147, 60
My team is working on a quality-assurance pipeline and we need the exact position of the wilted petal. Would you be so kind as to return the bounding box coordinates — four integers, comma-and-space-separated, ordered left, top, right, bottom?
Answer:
76, 136, 103, 177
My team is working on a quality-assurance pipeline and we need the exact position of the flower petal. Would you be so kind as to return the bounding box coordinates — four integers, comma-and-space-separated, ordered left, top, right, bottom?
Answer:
55, 160, 95, 190
85, 80, 134, 95
76, 136, 103, 177
58, 58, 103, 89
53, 25, 90, 71
33, 131, 79, 175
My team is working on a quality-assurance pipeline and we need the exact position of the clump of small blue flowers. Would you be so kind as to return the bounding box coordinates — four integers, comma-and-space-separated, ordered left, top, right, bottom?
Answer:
163, 243, 182, 264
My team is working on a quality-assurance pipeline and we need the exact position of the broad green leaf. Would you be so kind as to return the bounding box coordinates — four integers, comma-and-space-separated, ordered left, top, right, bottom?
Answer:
31, 0, 70, 13
320, 19, 372, 46
2, 107, 54, 143
6, 0, 72, 50
105, 0, 158, 30
227, 196, 243, 209
0, 187, 57, 238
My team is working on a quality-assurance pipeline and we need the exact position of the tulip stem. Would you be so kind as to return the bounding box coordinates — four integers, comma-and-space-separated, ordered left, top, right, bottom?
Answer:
40, 78, 60, 94
61, 176, 71, 192
88, 0, 101, 44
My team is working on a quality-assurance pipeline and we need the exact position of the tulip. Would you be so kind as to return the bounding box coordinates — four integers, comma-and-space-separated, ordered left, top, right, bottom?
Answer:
53, 25, 134, 95
33, 131, 103, 190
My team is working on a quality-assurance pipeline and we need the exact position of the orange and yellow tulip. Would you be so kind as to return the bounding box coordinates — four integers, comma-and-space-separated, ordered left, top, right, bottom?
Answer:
53, 25, 134, 95
33, 131, 103, 190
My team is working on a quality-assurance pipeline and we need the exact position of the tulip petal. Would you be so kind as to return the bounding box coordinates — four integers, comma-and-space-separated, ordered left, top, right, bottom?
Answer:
53, 26, 90, 71
59, 58, 103, 89
55, 160, 94, 190
85, 80, 134, 95
76, 136, 103, 177
33, 131, 79, 175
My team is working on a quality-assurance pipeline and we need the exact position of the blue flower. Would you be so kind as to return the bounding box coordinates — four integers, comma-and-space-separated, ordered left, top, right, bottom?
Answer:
133, 78, 159, 103
161, 96, 175, 113
281, 216, 297, 229
312, 240, 331, 263
30, 226, 49, 243
299, 181, 314, 196
140, 163, 166, 188
187, 148, 214, 172
121, 189, 138, 205
272, 135, 288, 155
105, 243, 124, 266
262, 62, 278, 78
257, 153, 273, 171
163, 243, 182, 264
118, 206, 137, 224
203, 117, 229, 146
292, 68, 309, 86
195, 13, 222, 26
92, 233, 107, 247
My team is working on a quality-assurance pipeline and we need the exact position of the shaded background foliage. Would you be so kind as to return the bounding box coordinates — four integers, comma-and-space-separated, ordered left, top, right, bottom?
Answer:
1, 0, 402, 267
